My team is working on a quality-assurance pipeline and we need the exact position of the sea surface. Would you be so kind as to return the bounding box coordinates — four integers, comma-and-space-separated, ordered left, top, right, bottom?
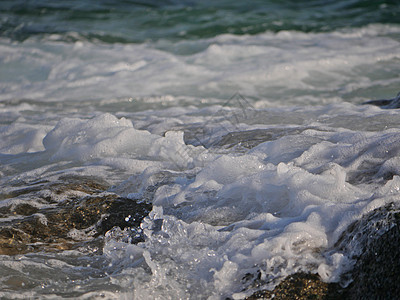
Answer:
1, 0, 400, 299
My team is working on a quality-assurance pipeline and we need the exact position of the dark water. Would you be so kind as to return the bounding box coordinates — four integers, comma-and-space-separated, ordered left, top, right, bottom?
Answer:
1, 0, 399, 43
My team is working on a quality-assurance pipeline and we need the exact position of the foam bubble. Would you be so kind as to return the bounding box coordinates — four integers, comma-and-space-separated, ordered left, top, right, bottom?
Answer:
0, 123, 46, 154
99, 115, 400, 297
43, 113, 202, 171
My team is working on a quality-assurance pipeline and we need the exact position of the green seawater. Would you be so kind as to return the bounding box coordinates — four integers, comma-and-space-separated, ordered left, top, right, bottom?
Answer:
1, 0, 399, 44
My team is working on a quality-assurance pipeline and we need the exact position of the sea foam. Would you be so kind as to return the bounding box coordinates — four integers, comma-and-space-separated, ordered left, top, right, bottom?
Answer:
1, 23, 400, 299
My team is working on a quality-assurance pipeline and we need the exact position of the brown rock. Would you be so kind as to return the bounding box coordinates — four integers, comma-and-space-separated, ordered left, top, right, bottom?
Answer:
0, 176, 152, 255
245, 273, 341, 300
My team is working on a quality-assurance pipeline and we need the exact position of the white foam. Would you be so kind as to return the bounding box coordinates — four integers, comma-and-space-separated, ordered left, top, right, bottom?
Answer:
2, 101, 400, 297
1, 24, 400, 299
0, 123, 47, 154
42, 113, 203, 172
1, 24, 399, 104
99, 111, 400, 298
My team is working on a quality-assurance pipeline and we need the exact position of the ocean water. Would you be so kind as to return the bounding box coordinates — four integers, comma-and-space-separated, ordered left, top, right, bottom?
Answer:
1, 0, 400, 298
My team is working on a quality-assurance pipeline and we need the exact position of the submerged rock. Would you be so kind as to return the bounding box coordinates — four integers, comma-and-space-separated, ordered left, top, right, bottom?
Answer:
0, 176, 152, 255
216, 128, 304, 150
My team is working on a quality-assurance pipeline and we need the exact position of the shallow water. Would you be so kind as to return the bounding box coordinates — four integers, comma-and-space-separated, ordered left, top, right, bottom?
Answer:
1, 0, 400, 299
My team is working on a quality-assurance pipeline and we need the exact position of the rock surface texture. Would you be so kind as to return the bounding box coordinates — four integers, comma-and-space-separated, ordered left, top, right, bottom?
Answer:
0, 176, 151, 255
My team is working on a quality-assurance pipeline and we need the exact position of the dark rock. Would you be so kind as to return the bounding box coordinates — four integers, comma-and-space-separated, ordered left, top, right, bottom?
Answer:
335, 202, 400, 299
0, 176, 152, 255
54, 175, 110, 194
13, 203, 39, 216
245, 272, 341, 300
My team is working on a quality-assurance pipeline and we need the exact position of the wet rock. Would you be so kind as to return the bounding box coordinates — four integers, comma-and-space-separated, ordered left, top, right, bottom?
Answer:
245, 272, 341, 300
0, 176, 152, 255
53, 175, 110, 195
335, 202, 400, 299
246, 203, 400, 299
13, 203, 39, 216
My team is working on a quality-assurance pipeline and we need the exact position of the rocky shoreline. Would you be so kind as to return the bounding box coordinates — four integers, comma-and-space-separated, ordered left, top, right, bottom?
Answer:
0, 176, 151, 255
245, 202, 400, 299
1, 177, 399, 299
